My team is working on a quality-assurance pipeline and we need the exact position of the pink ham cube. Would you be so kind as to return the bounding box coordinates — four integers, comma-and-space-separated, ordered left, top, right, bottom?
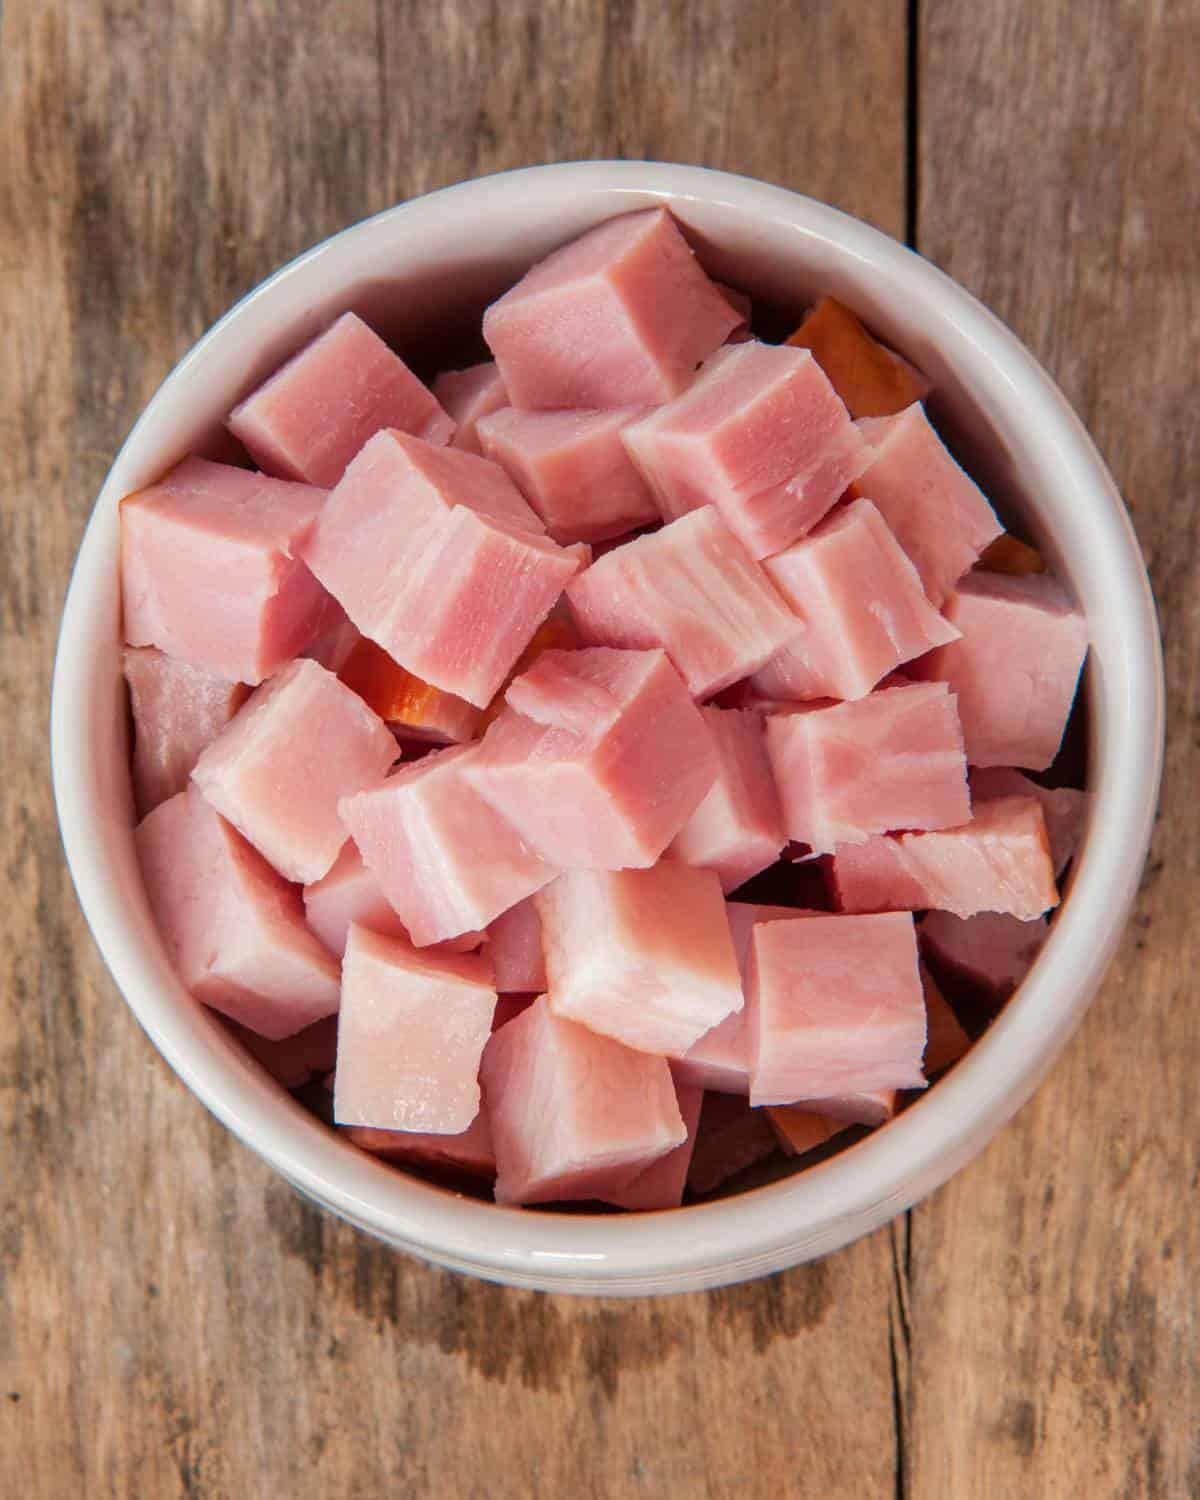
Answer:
121, 457, 327, 684
912, 572, 1088, 770
483, 896, 546, 994
302, 841, 405, 957
300, 429, 583, 707
341, 1110, 496, 1179
333, 924, 496, 1134
686, 1094, 780, 1194
920, 909, 1048, 998
764, 681, 970, 855
431, 361, 508, 455
851, 404, 1003, 603
715, 281, 753, 336
921, 966, 971, 1074
830, 794, 1059, 920
810, 1089, 897, 1126
192, 657, 397, 885
476, 406, 659, 544
224, 1014, 339, 1091
339, 744, 558, 947
123, 647, 249, 817
621, 341, 873, 559
462, 647, 718, 869
480, 996, 686, 1205
482, 207, 740, 410
227, 311, 454, 486
566, 507, 799, 699
673, 900, 805, 1094
746, 912, 927, 1105
749, 499, 960, 702
536, 864, 743, 1056
599, 1076, 704, 1211
135, 786, 340, 1040
969, 767, 1088, 875
668, 707, 785, 892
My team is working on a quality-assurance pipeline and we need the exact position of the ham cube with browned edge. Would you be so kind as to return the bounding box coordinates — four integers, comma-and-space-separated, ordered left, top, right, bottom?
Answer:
192, 658, 397, 885
746, 911, 927, 1105
338, 636, 482, 746
969, 767, 1088, 876
920, 965, 971, 1075
227, 312, 454, 487
477, 406, 659, 544
339, 744, 558, 948
463, 647, 718, 869
764, 681, 970, 855
766, 1106, 845, 1158
482, 207, 740, 410
536, 864, 743, 1056
598, 1074, 704, 1212
622, 340, 873, 559
135, 786, 340, 1040
912, 572, 1088, 770
123, 647, 249, 818
121, 457, 328, 684
831, 794, 1059, 920
333, 924, 496, 1135
566, 507, 798, 699
341, 1111, 496, 1180
432, 361, 508, 455
786, 297, 931, 419
668, 707, 785, 892
851, 404, 1003, 604
483, 896, 547, 995
301, 430, 583, 707
750, 499, 960, 702
920, 909, 1048, 999
480, 996, 686, 1205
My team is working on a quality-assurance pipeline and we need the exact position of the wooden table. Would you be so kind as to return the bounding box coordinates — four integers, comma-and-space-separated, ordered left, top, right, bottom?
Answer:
3, 2, 1196, 1494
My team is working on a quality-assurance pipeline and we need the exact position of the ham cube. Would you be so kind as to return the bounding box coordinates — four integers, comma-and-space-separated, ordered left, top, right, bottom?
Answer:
227, 312, 454, 486
121, 457, 327, 684
537, 864, 743, 1056
123, 647, 249, 817
480, 997, 686, 1205
483, 896, 546, 994
786, 297, 931, 419
851, 404, 1002, 603
463, 647, 718, 869
302, 841, 405, 957
622, 341, 873, 559
920, 909, 1048, 998
432, 361, 508, 455
747, 912, 927, 1105
921, 966, 971, 1074
750, 499, 960, 702
339, 744, 558, 947
911, 572, 1088, 770
341, 1110, 496, 1179
224, 1014, 339, 1091
830, 794, 1059, 920
764, 681, 970, 855
482, 207, 740, 410
978, 533, 1046, 576
686, 1094, 779, 1194
338, 636, 481, 746
767, 1106, 844, 1157
302, 597, 362, 674
333, 924, 496, 1134
674, 901, 816, 1094
192, 657, 397, 885
810, 1089, 897, 1126
566, 507, 798, 699
598, 1076, 704, 1211
969, 767, 1088, 875
301, 430, 582, 707
716, 281, 753, 332
477, 406, 659, 544
135, 786, 340, 1040
668, 707, 785, 892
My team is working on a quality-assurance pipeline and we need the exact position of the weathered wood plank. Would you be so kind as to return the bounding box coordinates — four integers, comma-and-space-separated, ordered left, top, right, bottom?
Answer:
909, 2, 1200, 1495
0, 2, 908, 1496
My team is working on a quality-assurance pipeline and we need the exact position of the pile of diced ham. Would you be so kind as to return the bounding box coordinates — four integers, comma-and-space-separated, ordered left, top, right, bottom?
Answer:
121, 208, 1089, 1210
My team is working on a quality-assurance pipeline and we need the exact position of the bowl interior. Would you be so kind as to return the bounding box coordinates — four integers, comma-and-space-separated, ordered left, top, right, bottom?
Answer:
52, 163, 1162, 1293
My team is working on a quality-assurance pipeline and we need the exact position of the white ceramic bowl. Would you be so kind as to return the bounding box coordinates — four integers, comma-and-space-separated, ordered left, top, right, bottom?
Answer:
52, 162, 1163, 1295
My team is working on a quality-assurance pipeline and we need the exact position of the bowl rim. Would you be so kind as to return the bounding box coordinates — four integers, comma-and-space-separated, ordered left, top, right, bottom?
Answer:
51, 160, 1164, 1294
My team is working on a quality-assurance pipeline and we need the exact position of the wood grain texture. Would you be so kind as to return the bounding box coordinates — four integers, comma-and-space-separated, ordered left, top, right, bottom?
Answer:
0, 2, 909, 1497
909, 2, 1200, 1496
